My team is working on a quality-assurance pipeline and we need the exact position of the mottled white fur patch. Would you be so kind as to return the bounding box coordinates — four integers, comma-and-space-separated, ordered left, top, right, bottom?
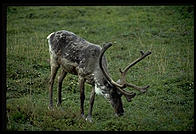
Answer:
94, 82, 110, 100
95, 83, 103, 95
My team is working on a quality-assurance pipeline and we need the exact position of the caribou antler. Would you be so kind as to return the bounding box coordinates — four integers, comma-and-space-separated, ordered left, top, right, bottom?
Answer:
99, 43, 151, 96
118, 50, 151, 93
98, 43, 124, 88
99, 43, 139, 99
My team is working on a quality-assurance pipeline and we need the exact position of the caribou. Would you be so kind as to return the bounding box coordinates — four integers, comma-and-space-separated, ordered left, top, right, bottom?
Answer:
47, 30, 151, 122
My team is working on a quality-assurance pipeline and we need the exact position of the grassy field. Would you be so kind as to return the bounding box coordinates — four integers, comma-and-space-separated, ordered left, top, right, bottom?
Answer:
6, 6, 194, 131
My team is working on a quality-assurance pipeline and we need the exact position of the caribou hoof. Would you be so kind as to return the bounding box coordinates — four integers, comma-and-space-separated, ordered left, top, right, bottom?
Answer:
48, 105, 54, 110
56, 103, 61, 107
86, 115, 93, 123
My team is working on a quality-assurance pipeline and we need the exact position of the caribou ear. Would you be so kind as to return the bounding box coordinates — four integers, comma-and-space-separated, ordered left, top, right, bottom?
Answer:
123, 92, 136, 102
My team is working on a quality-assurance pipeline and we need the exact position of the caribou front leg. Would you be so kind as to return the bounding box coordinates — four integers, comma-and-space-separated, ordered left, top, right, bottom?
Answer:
86, 87, 95, 122
79, 76, 86, 119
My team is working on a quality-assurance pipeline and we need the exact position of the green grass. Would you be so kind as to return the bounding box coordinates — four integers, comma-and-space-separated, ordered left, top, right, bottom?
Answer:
6, 6, 194, 131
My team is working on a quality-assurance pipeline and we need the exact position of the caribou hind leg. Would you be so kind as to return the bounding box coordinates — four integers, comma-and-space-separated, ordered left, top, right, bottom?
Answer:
48, 64, 60, 109
57, 69, 67, 107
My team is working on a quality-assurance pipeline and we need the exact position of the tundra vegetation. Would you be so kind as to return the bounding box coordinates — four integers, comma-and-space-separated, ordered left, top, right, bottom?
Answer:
6, 6, 194, 131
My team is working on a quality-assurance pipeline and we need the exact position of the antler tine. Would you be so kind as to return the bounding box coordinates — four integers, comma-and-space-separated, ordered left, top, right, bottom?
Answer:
126, 83, 150, 93
120, 51, 151, 76
118, 51, 151, 91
